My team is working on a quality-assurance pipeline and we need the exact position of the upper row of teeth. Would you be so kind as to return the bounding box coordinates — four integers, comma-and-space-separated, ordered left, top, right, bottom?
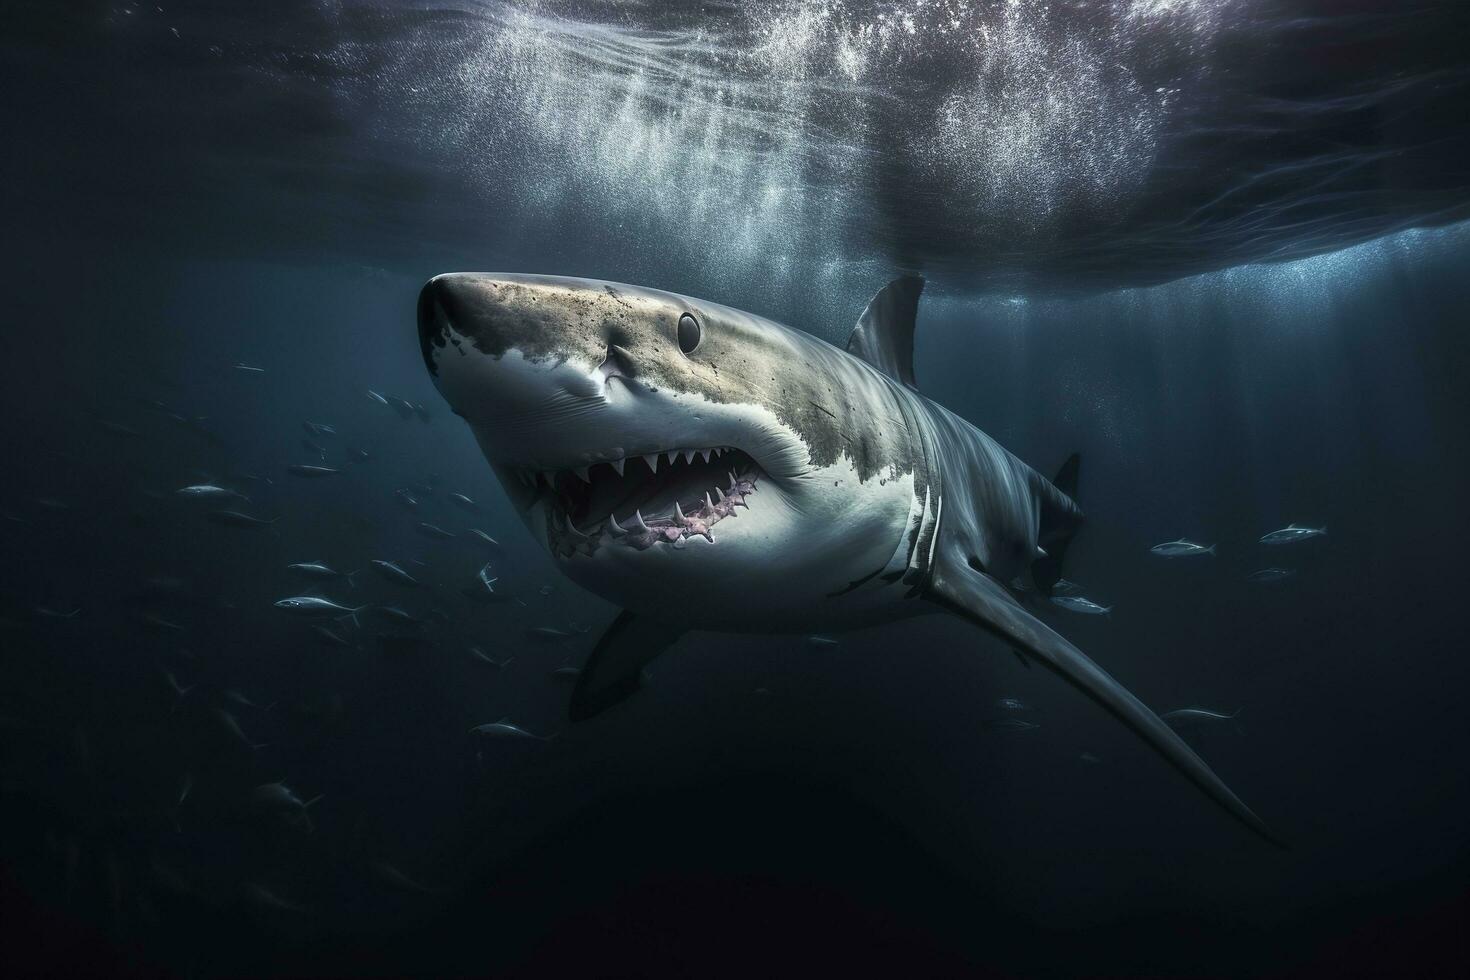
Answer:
514, 447, 735, 487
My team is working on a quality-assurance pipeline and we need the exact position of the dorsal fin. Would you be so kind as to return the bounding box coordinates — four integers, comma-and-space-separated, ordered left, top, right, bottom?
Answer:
846, 276, 925, 388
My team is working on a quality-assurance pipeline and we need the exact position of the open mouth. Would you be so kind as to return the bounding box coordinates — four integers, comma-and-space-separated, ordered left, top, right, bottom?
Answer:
509, 448, 762, 556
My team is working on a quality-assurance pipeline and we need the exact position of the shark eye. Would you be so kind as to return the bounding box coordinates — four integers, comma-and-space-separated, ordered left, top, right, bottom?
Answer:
677, 313, 701, 354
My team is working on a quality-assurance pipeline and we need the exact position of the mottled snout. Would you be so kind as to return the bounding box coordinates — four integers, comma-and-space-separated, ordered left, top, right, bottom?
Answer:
416, 274, 473, 379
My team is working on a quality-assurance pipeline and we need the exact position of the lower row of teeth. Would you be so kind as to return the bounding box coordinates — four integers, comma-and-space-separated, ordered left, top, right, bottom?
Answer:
550, 470, 758, 554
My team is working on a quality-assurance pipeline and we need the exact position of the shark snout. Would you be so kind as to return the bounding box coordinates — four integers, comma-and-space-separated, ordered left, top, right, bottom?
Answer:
416, 274, 473, 378
417, 272, 629, 460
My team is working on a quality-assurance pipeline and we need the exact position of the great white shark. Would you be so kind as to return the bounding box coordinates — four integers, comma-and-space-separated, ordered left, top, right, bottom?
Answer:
417, 273, 1277, 843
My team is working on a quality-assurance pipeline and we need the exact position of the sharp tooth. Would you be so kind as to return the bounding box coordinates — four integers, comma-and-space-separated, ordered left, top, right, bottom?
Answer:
610, 458, 625, 477
574, 466, 591, 483
634, 510, 651, 532
643, 453, 659, 473
728, 470, 737, 486
683, 449, 696, 464
674, 502, 690, 525
713, 448, 722, 457
607, 514, 625, 536
699, 448, 711, 462
704, 492, 714, 511
567, 521, 588, 540
665, 450, 678, 466
715, 486, 726, 501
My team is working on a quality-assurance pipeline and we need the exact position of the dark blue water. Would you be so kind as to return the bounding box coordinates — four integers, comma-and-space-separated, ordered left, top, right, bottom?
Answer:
2, 2, 1468, 976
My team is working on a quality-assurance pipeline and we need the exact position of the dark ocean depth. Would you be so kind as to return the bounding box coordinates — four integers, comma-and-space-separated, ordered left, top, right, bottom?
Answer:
2, 2, 1468, 976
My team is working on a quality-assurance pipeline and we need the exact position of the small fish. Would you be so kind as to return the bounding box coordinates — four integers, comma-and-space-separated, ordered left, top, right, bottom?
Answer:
208, 510, 278, 528
274, 596, 367, 625
176, 484, 248, 503
415, 521, 455, 540
251, 782, 322, 832
241, 882, 306, 913
1050, 595, 1112, 616
371, 560, 420, 587
310, 625, 351, 647
386, 395, 416, 420
394, 488, 419, 509
1052, 578, 1082, 596
527, 626, 573, 641
369, 860, 436, 894
367, 389, 391, 406
97, 418, 142, 437
806, 634, 840, 647
34, 605, 81, 619
1150, 539, 1216, 558
287, 562, 357, 586
375, 605, 424, 625
137, 611, 186, 632
1079, 751, 1102, 764
409, 480, 435, 496
1162, 707, 1240, 724
286, 464, 339, 478
461, 569, 510, 603
162, 668, 194, 701
466, 529, 503, 554
996, 697, 1031, 712
984, 718, 1039, 733
447, 492, 478, 512
551, 666, 581, 681
469, 717, 554, 740
301, 438, 327, 457
348, 446, 370, 463
233, 362, 265, 373
212, 708, 267, 750
302, 421, 337, 438
1259, 524, 1327, 545
1247, 567, 1296, 583
469, 646, 512, 667
224, 688, 264, 710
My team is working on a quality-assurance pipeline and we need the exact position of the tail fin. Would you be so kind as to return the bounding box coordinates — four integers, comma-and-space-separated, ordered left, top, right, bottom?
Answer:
1032, 453, 1082, 596
1207, 545, 1217, 556
337, 605, 369, 629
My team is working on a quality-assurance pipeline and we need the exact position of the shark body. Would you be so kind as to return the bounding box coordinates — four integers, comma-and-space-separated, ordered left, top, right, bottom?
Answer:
418, 273, 1275, 843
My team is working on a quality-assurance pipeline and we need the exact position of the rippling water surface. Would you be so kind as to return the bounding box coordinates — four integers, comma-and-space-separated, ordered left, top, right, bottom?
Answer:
8, 0, 1470, 302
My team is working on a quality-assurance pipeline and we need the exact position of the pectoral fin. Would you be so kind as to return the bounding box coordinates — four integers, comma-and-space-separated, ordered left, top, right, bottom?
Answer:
930, 553, 1281, 846
568, 611, 685, 722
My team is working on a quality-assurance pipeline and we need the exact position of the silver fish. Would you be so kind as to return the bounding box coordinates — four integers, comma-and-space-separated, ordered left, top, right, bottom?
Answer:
469, 718, 555, 740
1150, 539, 1216, 558
1259, 524, 1326, 545
1050, 595, 1112, 616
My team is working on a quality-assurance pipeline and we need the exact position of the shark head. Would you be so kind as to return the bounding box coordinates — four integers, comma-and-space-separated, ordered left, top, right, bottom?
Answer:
418, 273, 918, 629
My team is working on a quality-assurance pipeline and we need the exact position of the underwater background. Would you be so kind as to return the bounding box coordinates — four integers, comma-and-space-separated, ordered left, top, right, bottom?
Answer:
2, 1, 1467, 975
